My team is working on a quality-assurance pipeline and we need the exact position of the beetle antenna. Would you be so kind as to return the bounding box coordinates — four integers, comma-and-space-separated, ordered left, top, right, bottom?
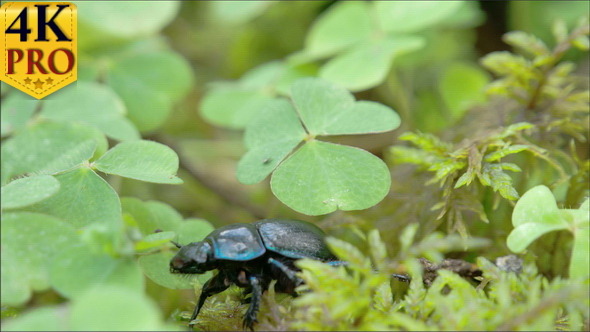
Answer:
171, 241, 182, 248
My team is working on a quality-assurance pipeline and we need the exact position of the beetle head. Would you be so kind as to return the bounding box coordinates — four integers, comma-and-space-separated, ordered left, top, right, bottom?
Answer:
169, 241, 214, 274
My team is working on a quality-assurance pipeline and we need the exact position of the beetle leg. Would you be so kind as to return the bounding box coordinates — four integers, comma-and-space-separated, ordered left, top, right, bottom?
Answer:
243, 275, 264, 331
326, 260, 347, 266
268, 257, 303, 287
189, 272, 230, 327
241, 287, 253, 304
327, 260, 410, 282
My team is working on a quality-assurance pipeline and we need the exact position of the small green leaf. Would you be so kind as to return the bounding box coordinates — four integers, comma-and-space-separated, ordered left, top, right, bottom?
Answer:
511, 185, 562, 227
1, 175, 60, 210
502, 31, 549, 56
241, 61, 289, 89
439, 62, 490, 120
175, 218, 215, 245
579, 199, 590, 218
506, 222, 568, 253
454, 169, 476, 189
291, 78, 401, 135
429, 159, 466, 182
134, 231, 175, 252
1, 306, 67, 331
571, 35, 590, 51
275, 63, 318, 95
399, 223, 420, 253
482, 164, 519, 200
477, 168, 492, 187
26, 167, 122, 229
138, 252, 210, 289
271, 140, 391, 215
200, 61, 313, 129
303, 1, 372, 58
389, 146, 435, 167
498, 162, 522, 172
107, 51, 193, 132
484, 145, 530, 162
0, 92, 37, 138
563, 199, 590, 279
291, 78, 352, 132
202, 57, 317, 127
374, 1, 465, 33
4, 286, 178, 331
398, 131, 452, 153
368, 230, 387, 270
507, 185, 569, 253
78, 2, 180, 48
50, 249, 144, 299
1, 212, 80, 306
1, 121, 106, 180
497, 122, 534, 138
570, 227, 589, 279
237, 99, 306, 184
94, 140, 182, 184
68, 286, 166, 331
121, 197, 183, 235
480, 51, 530, 76
552, 20, 569, 43
319, 37, 424, 91
78, 222, 124, 258
40, 82, 139, 141
208, 1, 272, 24
200, 88, 278, 129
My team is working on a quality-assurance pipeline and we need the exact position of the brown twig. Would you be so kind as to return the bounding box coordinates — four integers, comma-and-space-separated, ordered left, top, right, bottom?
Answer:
419, 258, 483, 286
153, 134, 267, 220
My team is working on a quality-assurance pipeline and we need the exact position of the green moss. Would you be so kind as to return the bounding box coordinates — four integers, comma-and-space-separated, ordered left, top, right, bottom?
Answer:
286, 228, 589, 331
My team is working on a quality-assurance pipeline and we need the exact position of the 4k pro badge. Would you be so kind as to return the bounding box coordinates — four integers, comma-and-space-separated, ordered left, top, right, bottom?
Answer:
1, 2, 77, 99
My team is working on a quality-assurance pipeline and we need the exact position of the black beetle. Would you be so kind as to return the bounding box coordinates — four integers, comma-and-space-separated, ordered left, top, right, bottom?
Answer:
170, 218, 410, 330
169, 218, 339, 330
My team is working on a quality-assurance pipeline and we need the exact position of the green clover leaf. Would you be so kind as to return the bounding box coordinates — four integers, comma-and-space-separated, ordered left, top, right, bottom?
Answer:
271, 140, 391, 215
373, 1, 465, 34
40, 82, 140, 142
507, 186, 568, 253
26, 167, 122, 229
1, 212, 80, 306
237, 78, 399, 215
237, 99, 306, 185
1, 175, 60, 210
94, 140, 182, 184
297, 1, 482, 91
507, 185, 589, 279
200, 61, 316, 129
318, 36, 425, 92
106, 50, 194, 132
291, 79, 400, 135
1, 121, 107, 183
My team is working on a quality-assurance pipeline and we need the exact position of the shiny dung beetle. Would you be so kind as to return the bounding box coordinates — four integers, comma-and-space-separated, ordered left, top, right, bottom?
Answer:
169, 218, 409, 330
169, 218, 338, 330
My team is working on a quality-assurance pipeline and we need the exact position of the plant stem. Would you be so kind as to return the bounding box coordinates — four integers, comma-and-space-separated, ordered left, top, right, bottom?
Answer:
526, 23, 590, 111
154, 134, 267, 219
385, 68, 413, 129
